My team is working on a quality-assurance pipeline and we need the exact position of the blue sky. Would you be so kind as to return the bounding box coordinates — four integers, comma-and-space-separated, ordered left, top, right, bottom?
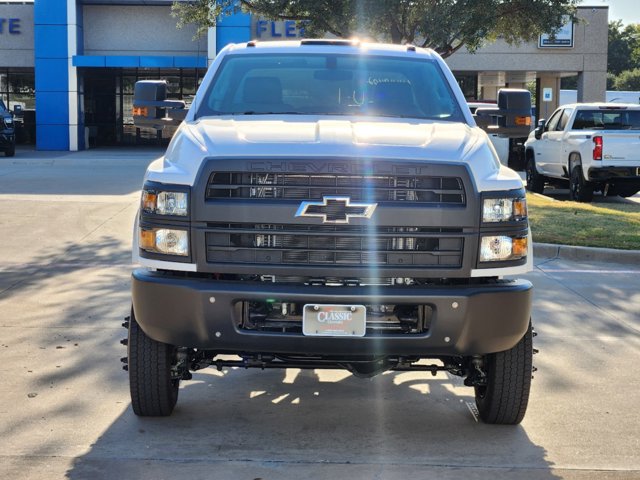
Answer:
590, 0, 640, 24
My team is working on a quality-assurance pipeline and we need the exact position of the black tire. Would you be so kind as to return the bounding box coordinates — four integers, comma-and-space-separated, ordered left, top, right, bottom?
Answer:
128, 308, 179, 416
475, 323, 533, 425
525, 156, 545, 194
5, 145, 15, 157
569, 164, 594, 202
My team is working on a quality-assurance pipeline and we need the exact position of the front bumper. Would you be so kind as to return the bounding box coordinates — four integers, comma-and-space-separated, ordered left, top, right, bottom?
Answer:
0, 132, 15, 148
132, 269, 532, 356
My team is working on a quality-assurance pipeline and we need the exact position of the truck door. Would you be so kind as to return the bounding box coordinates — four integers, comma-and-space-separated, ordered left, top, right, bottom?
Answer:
547, 108, 573, 177
535, 108, 562, 175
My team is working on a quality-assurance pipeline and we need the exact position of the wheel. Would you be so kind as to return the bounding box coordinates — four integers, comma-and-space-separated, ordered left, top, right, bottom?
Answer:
525, 156, 545, 194
475, 323, 533, 425
4, 145, 15, 157
128, 307, 179, 416
569, 165, 594, 202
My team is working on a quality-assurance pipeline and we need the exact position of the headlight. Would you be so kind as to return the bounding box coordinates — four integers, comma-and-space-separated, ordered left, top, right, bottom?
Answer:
142, 189, 188, 216
480, 235, 527, 262
139, 228, 189, 256
482, 197, 527, 223
5, 117, 12, 124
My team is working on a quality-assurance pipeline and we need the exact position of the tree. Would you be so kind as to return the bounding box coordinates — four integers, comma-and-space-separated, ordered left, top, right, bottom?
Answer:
608, 21, 640, 76
613, 68, 640, 91
172, 0, 578, 58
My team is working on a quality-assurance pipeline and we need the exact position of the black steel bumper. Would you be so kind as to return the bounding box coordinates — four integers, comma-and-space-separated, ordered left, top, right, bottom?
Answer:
0, 132, 14, 148
132, 269, 532, 356
587, 166, 640, 183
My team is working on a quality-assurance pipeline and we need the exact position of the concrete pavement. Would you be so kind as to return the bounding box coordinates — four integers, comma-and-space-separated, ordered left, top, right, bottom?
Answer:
0, 148, 639, 479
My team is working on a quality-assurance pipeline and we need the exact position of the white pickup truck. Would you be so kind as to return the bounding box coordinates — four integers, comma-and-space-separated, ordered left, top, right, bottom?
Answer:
524, 103, 640, 201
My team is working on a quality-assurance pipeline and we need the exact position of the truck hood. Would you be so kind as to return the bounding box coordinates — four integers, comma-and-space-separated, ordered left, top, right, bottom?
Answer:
152, 116, 523, 192
186, 116, 481, 160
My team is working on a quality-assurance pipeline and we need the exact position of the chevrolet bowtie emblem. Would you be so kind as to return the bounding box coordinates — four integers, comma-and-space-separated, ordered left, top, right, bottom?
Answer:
295, 196, 377, 224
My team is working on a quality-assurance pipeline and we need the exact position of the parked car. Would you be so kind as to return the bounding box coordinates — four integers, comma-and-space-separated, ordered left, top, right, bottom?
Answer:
524, 103, 640, 201
0, 100, 16, 157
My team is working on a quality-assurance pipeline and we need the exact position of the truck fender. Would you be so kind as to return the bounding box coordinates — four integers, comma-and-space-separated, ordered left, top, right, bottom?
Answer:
525, 148, 535, 164
566, 152, 582, 178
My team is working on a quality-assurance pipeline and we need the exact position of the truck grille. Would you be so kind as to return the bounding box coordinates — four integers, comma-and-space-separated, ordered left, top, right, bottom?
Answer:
241, 301, 433, 335
206, 172, 465, 204
206, 224, 464, 267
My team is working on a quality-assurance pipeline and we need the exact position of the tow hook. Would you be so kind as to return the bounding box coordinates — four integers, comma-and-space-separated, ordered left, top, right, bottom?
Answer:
172, 348, 192, 381
464, 355, 487, 387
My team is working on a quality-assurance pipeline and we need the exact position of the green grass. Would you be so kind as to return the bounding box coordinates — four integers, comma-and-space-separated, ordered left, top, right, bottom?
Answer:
527, 193, 640, 250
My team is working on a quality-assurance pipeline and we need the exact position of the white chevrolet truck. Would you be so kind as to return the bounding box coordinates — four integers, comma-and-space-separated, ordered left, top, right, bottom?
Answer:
123, 40, 535, 424
525, 103, 640, 201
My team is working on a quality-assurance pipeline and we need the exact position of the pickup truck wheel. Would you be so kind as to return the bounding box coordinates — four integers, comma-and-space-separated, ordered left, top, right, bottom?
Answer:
525, 157, 545, 193
569, 165, 594, 202
128, 308, 179, 416
474, 323, 533, 425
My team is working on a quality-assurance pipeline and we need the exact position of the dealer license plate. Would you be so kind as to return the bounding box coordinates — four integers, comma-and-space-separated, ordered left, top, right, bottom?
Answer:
302, 304, 366, 337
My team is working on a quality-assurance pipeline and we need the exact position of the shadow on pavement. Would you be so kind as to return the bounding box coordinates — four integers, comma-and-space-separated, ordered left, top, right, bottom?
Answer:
0, 235, 131, 298
0, 237, 132, 466
64, 364, 563, 479
5, 235, 638, 478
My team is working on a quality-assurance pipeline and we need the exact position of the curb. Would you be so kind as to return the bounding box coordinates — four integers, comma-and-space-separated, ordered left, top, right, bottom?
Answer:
533, 242, 640, 266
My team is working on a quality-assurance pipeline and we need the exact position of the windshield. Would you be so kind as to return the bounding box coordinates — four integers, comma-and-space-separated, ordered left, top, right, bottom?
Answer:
572, 109, 640, 130
195, 53, 464, 122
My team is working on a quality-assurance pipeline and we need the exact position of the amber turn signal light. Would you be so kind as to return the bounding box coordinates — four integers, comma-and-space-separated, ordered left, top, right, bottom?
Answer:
141, 190, 157, 213
139, 229, 156, 251
133, 106, 148, 116
513, 198, 528, 219
512, 237, 528, 258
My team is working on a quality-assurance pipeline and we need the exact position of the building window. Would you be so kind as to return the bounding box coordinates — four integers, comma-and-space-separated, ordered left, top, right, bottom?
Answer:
453, 73, 478, 101
0, 68, 36, 144
81, 67, 204, 146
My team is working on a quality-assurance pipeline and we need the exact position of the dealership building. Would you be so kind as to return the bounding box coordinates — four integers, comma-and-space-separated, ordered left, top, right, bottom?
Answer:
1, 1, 608, 151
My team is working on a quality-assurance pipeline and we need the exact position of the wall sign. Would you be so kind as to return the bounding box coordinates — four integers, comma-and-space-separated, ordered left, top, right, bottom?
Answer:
256, 20, 305, 39
539, 16, 573, 48
542, 88, 553, 102
0, 18, 21, 34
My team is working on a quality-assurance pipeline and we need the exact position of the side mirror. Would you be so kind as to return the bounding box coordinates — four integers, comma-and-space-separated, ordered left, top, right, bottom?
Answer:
12, 104, 22, 115
133, 80, 187, 130
475, 89, 532, 138
534, 119, 546, 140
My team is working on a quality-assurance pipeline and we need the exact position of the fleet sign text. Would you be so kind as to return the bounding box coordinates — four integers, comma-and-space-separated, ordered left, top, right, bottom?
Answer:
0, 18, 21, 34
